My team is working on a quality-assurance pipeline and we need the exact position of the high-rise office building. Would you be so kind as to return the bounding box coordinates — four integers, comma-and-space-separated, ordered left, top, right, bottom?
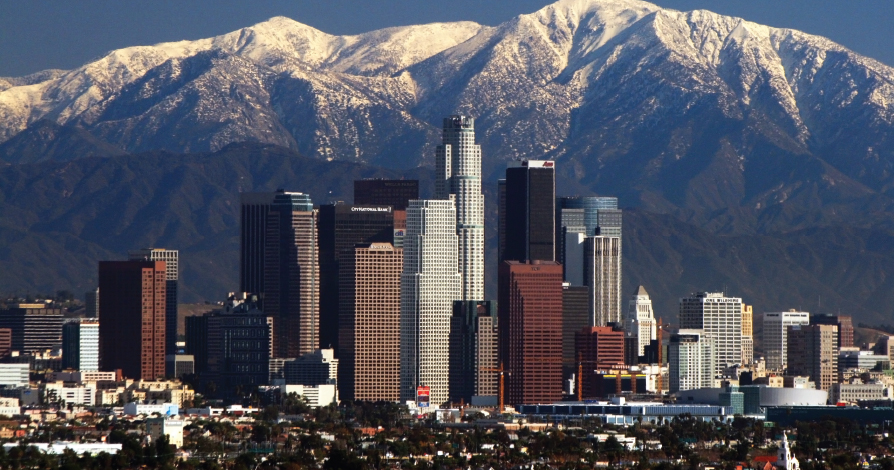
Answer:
449, 300, 498, 403
353, 179, 419, 210
206, 294, 272, 398
319, 203, 395, 351
741, 304, 754, 364
98, 261, 166, 380
668, 329, 715, 392
435, 115, 485, 302
85, 288, 99, 318
264, 192, 319, 358
562, 284, 590, 369
563, 232, 586, 286
576, 326, 626, 398
498, 179, 507, 262
679, 292, 743, 374
498, 260, 563, 406
400, 199, 462, 405
185, 315, 209, 376
787, 324, 839, 390
585, 236, 622, 326
764, 310, 811, 371
502, 160, 556, 263
283, 349, 339, 387
62, 320, 99, 371
626, 286, 657, 357
811, 314, 854, 350
556, 197, 622, 280
240, 192, 278, 295
129, 248, 178, 356
338, 242, 402, 402
0, 304, 64, 353
0, 329, 11, 360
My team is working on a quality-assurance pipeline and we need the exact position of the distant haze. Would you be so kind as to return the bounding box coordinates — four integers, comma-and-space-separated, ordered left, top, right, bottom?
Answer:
1, 0, 892, 77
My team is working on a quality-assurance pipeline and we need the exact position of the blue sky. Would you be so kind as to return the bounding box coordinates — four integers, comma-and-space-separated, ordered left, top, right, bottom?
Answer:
1, 0, 892, 77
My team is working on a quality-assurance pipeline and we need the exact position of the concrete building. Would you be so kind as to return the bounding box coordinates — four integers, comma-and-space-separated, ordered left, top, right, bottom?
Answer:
585, 236, 622, 326
501, 160, 555, 263
811, 314, 854, 350
435, 115, 485, 302
498, 261, 563, 406
338, 242, 402, 402
679, 292, 742, 374
829, 382, 892, 404
669, 330, 715, 393
128, 248, 179, 357
264, 191, 319, 357
741, 304, 753, 364
123, 402, 178, 416
165, 355, 194, 378
763, 310, 810, 371
43, 382, 95, 406
449, 301, 498, 404
147, 417, 184, 448
0, 304, 64, 353
278, 384, 338, 408
61, 320, 99, 371
788, 324, 839, 391
99, 261, 166, 380
400, 199, 461, 405
0, 364, 29, 387
626, 286, 657, 357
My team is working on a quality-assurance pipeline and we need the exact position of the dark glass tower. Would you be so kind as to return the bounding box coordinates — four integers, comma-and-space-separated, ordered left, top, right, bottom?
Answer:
353, 179, 419, 210
502, 160, 556, 262
240, 192, 278, 295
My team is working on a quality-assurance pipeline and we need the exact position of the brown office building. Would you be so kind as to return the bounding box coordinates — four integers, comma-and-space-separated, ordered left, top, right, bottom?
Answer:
787, 324, 839, 390
338, 242, 402, 401
499, 260, 563, 406
811, 314, 854, 349
264, 192, 319, 358
98, 261, 166, 380
353, 179, 419, 210
576, 326, 626, 398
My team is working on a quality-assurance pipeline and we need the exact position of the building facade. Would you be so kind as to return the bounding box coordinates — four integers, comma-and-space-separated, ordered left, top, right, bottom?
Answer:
206, 294, 272, 397
353, 179, 419, 210
668, 329, 715, 393
763, 310, 811, 371
788, 324, 839, 391
626, 286, 657, 357
811, 314, 854, 350
679, 292, 742, 374
741, 304, 753, 364
585, 236, 622, 326
128, 249, 178, 356
562, 284, 590, 370
185, 315, 208, 376
448, 300, 498, 403
283, 349, 339, 387
85, 288, 99, 318
502, 160, 556, 263
0, 304, 63, 353
576, 326, 626, 398
400, 199, 462, 405
240, 192, 278, 296
98, 261, 166, 380
62, 320, 99, 371
338, 242, 402, 402
498, 261, 563, 406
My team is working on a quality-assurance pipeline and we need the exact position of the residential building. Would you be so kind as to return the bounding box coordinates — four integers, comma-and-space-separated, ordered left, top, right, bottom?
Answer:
811, 314, 854, 350
435, 115, 485, 302
669, 330, 715, 393
788, 324, 839, 390
338, 242, 402, 402
128, 248, 179, 356
498, 261, 563, 406
264, 191, 319, 357
61, 320, 99, 371
240, 191, 278, 295
763, 310, 810, 371
448, 301, 498, 404
585, 236, 622, 326
626, 286, 657, 357
0, 304, 64, 353
353, 179, 419, 210
679, 292, 743, 374
98, 261, 166, 380
400, 199, 461, 405
501, 160, 556, 262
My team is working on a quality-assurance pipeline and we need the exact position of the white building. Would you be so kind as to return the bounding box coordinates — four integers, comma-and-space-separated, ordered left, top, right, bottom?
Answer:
763, 310, 811, 371
3, 442, 122, 456
279, 384, 338, 408
123, 402, 178, 416
435, 115, 485, 302
62, 319, 99, 371
147, 417, 184, 448
584, 236, 622, 326
0, 364, 29, 387
400, 199, 462, 405
679, 292, 742, 374
626, 286, 657, 357
669, 329, 715, 392
829, 382, 892, 404
0, 397, 20, 417
44, 383, 95, 406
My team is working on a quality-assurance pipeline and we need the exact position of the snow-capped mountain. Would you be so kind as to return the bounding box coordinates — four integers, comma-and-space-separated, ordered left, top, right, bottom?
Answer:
3, 0, 894, 231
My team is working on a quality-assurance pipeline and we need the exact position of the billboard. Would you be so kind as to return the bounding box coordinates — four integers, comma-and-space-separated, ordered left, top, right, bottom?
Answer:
417, 386, 430, 407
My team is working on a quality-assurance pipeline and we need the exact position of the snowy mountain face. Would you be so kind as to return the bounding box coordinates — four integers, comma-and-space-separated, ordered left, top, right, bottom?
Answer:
2, 0, 894, 232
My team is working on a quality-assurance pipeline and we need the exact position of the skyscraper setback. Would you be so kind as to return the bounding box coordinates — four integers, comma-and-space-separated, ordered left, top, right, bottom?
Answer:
679, 292, 743, 374
435, 115, 485, 301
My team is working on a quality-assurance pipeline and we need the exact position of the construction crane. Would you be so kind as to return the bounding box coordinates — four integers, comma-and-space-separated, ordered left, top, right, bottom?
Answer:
481, 362, 510, 413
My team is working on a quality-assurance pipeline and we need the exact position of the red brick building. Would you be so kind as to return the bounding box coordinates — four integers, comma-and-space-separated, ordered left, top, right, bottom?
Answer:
575, 326, 626, 397
98, 261, 166, 380
498, 260, 563, 406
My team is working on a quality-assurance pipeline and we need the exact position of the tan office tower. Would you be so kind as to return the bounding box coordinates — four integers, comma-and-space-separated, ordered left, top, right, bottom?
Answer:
339, 242, 402, 402
264, 192, 319, 358
788, 324, 839, 390
741, 304, 754, 364
584, 236, 622, 326
679, 292, 742, 374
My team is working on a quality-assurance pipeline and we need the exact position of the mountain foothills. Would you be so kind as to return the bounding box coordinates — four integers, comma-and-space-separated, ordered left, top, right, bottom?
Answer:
2, 0, 894, 321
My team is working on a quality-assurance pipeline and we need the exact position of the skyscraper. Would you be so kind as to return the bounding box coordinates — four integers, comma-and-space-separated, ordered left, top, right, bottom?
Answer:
585, 236, 622, 326
556, 196, 622, 279
435, 115, 485, 302
62, 320, 99, 371
185, 314, 209, 376
576, 326, 626, 398
498, 260, 563, 406
339, 242, 402, 402
353, 179, 419, 210
626, 286, 657, 357
764, 310, 810, 371
811, 314, 854, 350
240, 192, 278, 295
787, 324, 839, 390
400, 199, 461, 405
85, 288, 99, 318
264, 192, 319, 358
129, 248, 178, 356
502, 160, 556, 263
562, 284, 590, 370
449, 301, 498, 404
741, 304, 754, 364
206, 293, 272, 398
0, 304, 64, 353
668, 329, 715, 392
679, 292, 743, 374
98, 260, 166, 380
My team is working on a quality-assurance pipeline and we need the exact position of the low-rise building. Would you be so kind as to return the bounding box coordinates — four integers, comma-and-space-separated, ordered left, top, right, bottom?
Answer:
278, 384, 338, 408
123, 402, 178, 416
2, 442, 122, 455
829, 382, 892, 404
0, 363, 29, 386
146, 417, 184, 448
